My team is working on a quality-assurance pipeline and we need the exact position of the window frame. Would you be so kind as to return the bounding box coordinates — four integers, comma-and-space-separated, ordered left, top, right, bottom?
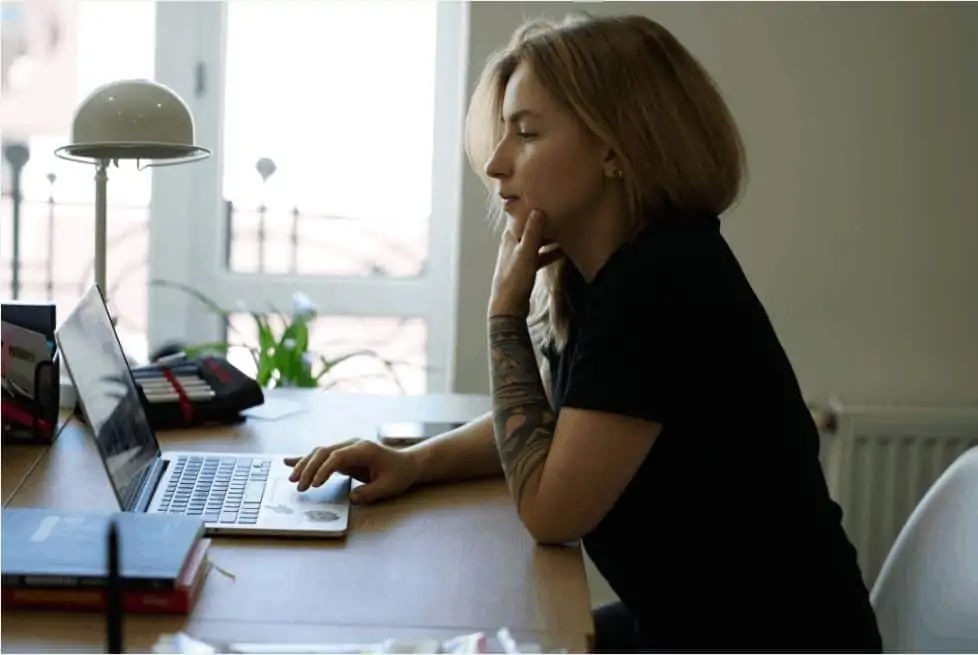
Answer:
148, 1, 468, 393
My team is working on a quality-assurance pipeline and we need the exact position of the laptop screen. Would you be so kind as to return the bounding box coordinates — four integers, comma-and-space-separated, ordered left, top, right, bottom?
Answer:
55, 285, 161, 510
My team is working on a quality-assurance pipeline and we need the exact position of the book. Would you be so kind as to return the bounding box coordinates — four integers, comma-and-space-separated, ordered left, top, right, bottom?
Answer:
1, 508, 205, 590
2, 538, 211, 614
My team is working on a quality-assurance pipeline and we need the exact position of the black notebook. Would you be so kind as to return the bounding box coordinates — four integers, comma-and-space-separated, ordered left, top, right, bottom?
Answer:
1, 508, 205, 590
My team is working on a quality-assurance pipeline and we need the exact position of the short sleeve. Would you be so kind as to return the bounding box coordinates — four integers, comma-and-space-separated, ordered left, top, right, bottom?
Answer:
560, 272, 681, 425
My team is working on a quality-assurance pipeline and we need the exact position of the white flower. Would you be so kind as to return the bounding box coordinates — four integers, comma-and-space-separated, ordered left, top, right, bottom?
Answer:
283, 338, 297, 350
291, 291, 318, 319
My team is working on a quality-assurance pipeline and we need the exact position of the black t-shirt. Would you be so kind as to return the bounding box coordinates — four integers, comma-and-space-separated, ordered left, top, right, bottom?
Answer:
545, 214, 883, 651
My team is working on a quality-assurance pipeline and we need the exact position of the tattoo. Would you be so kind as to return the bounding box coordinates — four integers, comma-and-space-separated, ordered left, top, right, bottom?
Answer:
488, 315, 556, 507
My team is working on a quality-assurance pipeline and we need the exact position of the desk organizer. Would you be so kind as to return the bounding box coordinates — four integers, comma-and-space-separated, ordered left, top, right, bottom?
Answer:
68, 354, 264, 432
130, 355, 265, 430
1, 302, 59, 444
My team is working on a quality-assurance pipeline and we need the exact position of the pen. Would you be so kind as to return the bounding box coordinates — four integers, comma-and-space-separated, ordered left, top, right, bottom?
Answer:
106, 518, 123, 654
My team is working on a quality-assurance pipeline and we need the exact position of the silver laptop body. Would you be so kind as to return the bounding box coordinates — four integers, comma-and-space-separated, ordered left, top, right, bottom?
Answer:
55, 285, 350, 538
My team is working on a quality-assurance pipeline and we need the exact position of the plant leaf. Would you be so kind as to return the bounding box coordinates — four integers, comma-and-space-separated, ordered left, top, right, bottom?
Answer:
253, 313, 278, 386
380, 358, 407, 395
314, 348, 377, 381
150, 278, 250, 342
181, 341, 231, 359
276, 315, 310, 385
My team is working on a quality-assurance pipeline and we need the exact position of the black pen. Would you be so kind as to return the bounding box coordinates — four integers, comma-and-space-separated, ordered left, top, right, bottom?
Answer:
106, 518, 123, 654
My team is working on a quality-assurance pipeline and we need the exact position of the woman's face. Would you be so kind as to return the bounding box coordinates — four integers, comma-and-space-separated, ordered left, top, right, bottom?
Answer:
484, 62, 612, 239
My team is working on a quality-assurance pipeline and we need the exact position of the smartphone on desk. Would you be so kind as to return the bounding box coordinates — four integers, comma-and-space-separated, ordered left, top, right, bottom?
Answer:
377, 421, 465, 447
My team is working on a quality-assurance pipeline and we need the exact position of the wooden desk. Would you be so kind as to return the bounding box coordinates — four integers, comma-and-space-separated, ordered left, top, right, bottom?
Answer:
1, 390, 594, 653
2, 409, 74, 506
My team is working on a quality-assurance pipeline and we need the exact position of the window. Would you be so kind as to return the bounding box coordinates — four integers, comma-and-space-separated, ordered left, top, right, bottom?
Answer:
150, 1, 466, 393
221, 1, 435, 279
1, 0, 155, 360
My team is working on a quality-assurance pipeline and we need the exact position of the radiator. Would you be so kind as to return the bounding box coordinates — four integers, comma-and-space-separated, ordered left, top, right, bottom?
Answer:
818, 399, 978, 589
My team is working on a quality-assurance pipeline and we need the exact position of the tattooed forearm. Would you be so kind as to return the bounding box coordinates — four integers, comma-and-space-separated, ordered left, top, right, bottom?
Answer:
488, 315, 556, 508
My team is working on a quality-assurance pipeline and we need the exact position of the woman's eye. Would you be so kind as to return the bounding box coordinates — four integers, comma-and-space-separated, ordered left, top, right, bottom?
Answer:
516, 131, 537, 140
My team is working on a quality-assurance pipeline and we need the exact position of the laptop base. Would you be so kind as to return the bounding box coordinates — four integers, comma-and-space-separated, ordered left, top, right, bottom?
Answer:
149, 452, 351, 538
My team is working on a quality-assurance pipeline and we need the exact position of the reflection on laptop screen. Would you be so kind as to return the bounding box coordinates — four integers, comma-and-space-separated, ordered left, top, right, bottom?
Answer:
55, 285, 160, 510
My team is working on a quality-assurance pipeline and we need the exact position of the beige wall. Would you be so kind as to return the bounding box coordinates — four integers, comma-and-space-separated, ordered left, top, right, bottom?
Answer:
450, 2, 978, 409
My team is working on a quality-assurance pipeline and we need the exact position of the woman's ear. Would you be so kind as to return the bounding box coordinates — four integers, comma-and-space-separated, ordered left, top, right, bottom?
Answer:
600, 147, 623, 179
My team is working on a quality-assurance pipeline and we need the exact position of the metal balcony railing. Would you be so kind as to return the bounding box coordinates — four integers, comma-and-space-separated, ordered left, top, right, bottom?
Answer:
1, 141, 428, 394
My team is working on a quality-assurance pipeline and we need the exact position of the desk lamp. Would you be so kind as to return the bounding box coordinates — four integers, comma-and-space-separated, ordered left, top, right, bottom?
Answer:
55, 79, 211, 295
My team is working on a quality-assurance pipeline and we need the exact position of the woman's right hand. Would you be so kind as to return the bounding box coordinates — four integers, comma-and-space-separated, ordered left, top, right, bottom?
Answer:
284, 439, 420, 504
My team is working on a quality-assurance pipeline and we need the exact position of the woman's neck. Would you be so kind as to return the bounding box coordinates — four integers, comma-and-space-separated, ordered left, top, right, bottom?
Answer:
557, 197, 635, 283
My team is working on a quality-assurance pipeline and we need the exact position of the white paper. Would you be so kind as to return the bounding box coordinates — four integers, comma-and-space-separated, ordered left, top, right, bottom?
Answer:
242, 397, 305, 421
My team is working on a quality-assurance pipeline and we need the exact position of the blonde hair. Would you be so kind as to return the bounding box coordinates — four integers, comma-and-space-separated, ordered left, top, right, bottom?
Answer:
464, 13, 747, 352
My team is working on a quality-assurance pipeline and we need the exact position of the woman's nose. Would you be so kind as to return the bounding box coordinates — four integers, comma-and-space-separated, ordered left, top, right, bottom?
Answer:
484, 143, 510, 180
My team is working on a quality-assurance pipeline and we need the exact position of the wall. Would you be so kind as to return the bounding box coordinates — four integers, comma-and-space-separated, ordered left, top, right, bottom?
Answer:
450, 2, 978, 409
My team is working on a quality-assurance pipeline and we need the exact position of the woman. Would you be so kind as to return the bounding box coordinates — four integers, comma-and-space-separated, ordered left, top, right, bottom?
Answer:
286, 13, 883, 652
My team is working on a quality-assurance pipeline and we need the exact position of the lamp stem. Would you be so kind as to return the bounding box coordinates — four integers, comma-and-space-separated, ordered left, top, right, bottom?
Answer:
94, 159, 109, 295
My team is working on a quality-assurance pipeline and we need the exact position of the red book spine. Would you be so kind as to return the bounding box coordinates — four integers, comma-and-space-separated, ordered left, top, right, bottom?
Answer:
2, 586, 192, 614
3, 539, 211, 615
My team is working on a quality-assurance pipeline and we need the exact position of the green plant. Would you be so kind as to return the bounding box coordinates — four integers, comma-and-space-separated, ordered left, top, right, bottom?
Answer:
150, 279, 404, 390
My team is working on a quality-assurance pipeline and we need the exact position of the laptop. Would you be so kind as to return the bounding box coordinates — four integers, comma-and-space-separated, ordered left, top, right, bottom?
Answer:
54, 285, 351, 538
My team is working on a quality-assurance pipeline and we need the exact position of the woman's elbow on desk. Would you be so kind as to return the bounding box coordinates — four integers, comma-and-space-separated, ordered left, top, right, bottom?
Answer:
516, 408, 663, 546
514, 483, 592, 546
523, 517, 584, 547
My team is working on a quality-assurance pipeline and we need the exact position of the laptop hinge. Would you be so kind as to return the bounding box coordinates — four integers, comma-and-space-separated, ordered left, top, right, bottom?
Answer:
131, 458, 167, 513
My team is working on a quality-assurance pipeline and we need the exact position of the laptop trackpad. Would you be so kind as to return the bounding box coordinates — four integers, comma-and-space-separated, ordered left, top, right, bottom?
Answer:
263, 474, 351, 525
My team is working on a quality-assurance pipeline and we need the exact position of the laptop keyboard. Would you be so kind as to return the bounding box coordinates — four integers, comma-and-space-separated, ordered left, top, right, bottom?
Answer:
157, 455, 272, 525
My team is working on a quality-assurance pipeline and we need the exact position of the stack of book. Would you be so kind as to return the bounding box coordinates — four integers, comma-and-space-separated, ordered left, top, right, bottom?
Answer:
1, 508, 210, 614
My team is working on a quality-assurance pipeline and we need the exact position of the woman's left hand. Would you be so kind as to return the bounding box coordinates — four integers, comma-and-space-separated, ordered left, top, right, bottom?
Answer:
488, 210, 564, 319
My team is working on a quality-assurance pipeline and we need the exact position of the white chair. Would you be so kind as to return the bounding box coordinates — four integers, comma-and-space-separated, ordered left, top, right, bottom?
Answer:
870, 445, 978, 652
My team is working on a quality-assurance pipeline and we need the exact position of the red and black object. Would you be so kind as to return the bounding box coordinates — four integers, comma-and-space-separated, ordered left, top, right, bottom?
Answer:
1, 302, 59, 444
0, 359, 58, 443
129, 355, 264, 430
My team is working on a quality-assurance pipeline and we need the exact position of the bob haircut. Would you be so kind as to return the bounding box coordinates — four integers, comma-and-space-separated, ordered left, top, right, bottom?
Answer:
464, 13, 747, 351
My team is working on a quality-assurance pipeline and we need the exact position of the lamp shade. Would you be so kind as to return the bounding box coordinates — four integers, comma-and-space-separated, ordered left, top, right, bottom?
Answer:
54, 79, 210, 165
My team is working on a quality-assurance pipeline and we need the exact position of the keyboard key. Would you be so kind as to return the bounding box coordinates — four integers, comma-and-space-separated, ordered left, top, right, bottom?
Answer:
220, 511, 238, 523
244, 481, 265, 503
